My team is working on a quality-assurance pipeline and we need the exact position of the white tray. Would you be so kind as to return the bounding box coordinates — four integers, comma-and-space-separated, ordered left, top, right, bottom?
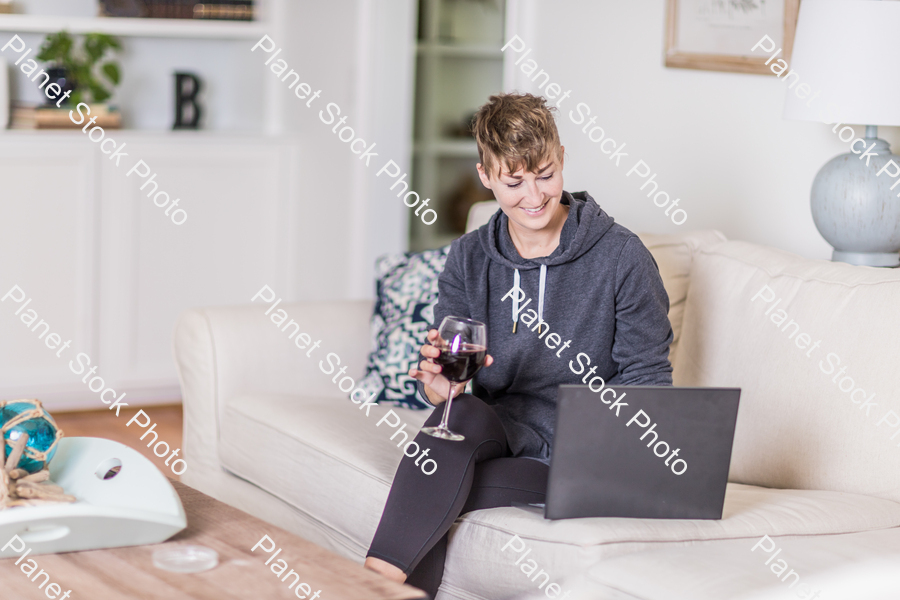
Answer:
0, 437, 187, 557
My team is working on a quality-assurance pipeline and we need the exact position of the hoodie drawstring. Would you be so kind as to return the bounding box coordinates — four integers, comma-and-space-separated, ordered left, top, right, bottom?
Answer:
512, 269, 520, 333
512, 265, 547, 334
537, 264, 546, 335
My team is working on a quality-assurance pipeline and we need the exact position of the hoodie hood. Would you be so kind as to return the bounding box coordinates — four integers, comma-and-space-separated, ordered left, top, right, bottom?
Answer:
478, 190, 615, 270
477, 190, 617, 334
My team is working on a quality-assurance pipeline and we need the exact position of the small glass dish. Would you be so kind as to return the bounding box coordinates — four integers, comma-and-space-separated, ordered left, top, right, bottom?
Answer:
152, 545, 219, 573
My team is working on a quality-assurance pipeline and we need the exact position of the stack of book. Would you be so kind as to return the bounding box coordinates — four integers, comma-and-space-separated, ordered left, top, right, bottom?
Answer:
10, 103, 122, 130
193, 2, 253, 20
140, 0, 254, 21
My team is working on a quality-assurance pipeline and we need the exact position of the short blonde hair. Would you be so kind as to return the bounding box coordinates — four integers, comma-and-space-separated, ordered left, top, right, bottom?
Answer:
472, 93, 561, 179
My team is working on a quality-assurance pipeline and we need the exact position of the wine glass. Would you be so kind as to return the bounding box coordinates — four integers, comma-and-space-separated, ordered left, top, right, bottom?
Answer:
421, 316, 487, 441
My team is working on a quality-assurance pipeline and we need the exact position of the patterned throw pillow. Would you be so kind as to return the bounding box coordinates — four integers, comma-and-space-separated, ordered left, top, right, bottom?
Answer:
355, 246, 451, 409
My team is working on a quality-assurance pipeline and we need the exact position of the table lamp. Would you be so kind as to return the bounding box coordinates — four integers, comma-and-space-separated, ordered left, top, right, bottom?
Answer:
783, 0, 900, 267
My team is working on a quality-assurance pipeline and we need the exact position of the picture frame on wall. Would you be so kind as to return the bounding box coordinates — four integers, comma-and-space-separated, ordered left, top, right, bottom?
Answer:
665, 0, 801, 75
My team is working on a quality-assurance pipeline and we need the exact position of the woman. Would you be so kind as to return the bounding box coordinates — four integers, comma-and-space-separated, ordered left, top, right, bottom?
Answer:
365, 93, 673, 596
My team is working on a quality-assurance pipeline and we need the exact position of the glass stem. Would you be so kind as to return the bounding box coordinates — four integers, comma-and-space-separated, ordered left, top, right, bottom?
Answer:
438, 384, 456, 431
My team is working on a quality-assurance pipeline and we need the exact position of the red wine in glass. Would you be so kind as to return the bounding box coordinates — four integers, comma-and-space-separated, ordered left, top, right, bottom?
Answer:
433, 343, 486, 383
421, 316, 487, 441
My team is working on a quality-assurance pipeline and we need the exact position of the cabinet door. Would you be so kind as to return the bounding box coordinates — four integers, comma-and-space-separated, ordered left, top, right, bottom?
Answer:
0, 139, 99, 404
98, 137, 295, 403
0, 136, 299, 409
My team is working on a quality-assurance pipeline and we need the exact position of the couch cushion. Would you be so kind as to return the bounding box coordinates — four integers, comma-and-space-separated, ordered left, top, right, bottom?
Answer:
440, 486, 900, 600
674, 241, 900, 502
218, 393, 900, 598
218, 393, 429, 557
636, 230, 726, 368
508, 526, 900, 600
357, 246, 450, 409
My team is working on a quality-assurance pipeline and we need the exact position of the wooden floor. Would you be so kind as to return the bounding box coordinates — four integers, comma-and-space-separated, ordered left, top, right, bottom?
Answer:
53, 403, 184, 480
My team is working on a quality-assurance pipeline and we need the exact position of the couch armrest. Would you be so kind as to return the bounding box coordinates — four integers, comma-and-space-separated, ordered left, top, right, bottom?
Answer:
172, 300, 374, 485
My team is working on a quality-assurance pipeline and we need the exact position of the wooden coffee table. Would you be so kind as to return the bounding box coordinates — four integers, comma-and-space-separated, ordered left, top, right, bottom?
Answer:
0, 480, 427, 600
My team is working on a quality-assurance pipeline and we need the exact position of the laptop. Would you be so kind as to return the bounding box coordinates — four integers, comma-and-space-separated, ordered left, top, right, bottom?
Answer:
542, 385, 741, 520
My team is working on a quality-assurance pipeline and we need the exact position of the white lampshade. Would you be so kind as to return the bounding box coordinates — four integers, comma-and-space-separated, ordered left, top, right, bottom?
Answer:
783, 0, 900, 126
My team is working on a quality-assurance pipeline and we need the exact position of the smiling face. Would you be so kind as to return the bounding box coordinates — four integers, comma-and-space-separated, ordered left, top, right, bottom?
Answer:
471, 93, 567, 241
477, 147, 565, 233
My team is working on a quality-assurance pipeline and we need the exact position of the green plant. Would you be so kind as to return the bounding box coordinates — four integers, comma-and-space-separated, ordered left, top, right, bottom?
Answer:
37, 31, 122, 105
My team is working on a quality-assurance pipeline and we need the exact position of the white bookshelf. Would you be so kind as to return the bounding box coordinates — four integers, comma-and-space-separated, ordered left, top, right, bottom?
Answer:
0, 14, 266, 39
0, 0, 278, 133
410, 0, 506, 252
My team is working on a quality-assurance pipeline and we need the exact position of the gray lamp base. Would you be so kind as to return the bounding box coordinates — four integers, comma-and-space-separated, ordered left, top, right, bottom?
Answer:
832, 250, 899, 268
811, 135, 900, 268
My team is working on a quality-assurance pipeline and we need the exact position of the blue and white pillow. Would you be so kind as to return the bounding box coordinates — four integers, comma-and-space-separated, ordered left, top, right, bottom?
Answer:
356, 246, 450, 409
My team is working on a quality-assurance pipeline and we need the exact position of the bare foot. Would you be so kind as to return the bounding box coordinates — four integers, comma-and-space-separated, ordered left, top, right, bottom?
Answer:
364, 556, 407, 584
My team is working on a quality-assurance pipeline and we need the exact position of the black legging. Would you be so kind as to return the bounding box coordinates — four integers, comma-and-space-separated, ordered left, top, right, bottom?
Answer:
367, 394, 549, 598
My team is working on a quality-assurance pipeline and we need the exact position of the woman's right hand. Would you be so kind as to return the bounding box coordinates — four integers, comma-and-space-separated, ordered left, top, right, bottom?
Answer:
408, 329, 459, 405
408, 329, 492, 405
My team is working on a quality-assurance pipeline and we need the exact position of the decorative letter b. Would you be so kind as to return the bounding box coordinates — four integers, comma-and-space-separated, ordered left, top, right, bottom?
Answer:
173, 72, 202, 129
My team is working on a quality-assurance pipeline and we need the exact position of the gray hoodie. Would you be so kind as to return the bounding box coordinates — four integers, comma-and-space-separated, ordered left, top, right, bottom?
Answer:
420, 191, 673, 463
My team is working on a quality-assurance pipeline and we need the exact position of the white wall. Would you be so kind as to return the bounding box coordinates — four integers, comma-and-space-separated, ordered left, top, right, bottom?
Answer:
505, 0, 900, 260
349, 0, 417, 298
270, 0, 415, 301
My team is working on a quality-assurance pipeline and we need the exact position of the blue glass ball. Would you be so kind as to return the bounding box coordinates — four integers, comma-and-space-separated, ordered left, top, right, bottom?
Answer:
1, 400, 60, 473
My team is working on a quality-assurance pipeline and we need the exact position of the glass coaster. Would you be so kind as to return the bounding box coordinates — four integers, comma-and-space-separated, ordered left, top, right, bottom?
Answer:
152, 545, 219, 573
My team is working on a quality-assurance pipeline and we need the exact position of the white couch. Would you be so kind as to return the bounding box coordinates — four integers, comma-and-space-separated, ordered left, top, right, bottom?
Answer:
173, 209, 900, 600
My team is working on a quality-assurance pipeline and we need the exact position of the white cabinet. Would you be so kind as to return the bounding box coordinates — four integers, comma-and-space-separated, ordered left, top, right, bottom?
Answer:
0, 141, 98, 397
0, 0, 419, 409
0, 133, 299, 410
